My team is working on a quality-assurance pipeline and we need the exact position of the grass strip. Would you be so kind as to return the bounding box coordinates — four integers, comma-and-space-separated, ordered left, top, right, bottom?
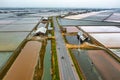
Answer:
51, 18, 60, 80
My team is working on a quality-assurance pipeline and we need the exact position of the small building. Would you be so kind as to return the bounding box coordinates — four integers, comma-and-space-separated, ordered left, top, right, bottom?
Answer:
43, 17, 48, 20
77, 31, 90, 44
60, 14, 65, 18
42, 17, 48, 23
34, 27, 47, 36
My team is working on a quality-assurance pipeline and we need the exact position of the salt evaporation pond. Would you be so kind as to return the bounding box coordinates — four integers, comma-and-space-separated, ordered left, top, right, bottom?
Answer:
58, 18, 120, 26
0, 32, 29, 51
79, 26, 120, 33
0, 24, 36, 31
12, 19, 39, 24
0, 52, 13, 70
65, 35, 79, 45
82, 12, 113, 21
0, 20, 15, 25
4, 41, 41, 80
105, 13, 120, 22
90, 33, 120, 48
65, 27, 79, 33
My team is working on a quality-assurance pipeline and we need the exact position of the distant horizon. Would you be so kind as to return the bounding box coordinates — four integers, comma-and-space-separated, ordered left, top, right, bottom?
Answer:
0, 7, 119, 9
0, 0, 120, 8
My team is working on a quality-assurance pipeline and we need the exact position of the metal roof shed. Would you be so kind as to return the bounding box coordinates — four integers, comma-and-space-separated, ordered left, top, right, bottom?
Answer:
36, 27, 47, 34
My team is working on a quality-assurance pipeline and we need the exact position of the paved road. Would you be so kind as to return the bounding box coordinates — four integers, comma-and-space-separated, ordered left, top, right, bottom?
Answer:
53, 17, 79, 80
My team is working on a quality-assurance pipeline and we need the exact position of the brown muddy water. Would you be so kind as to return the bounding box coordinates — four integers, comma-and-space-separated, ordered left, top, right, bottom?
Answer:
4, 41, 41, 80
88, 50, 120, 80
72, 49, 120, 80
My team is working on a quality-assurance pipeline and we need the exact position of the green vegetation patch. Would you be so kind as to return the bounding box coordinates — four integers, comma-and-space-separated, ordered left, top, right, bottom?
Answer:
51, 39, 60, 80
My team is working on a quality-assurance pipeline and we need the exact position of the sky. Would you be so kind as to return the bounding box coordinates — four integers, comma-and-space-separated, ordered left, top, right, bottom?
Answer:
0, 0, 120, 8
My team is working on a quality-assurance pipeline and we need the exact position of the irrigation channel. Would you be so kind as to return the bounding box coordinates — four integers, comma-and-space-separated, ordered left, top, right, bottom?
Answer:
42, 40, 52, 80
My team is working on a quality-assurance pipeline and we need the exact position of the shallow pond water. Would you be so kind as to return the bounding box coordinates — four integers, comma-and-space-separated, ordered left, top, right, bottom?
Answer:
0, 32, 29, 51
0, 24, 36, 31
4, 41, 42, 80
110, 49, 120, 57
42, 40, 52, 80
0, 52, 13, 70
80, 26, 120, 33
65, 35, 79, 45
90, 33, 120, 48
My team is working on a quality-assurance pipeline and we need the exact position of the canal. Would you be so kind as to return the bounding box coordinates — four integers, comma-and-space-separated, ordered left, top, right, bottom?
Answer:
42, 40, 52, 80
